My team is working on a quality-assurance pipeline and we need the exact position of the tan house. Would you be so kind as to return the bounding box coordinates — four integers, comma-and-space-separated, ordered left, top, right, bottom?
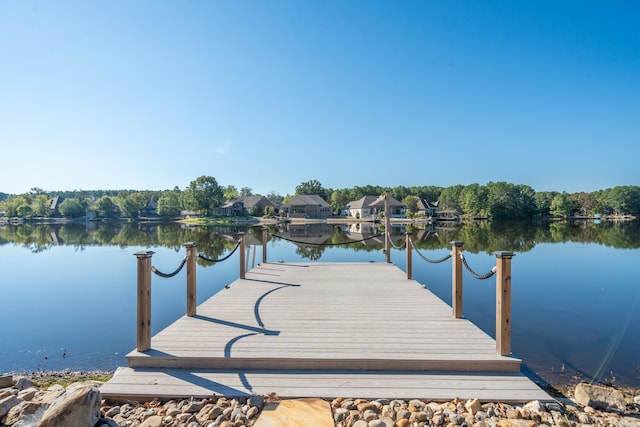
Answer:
343, 195, 379, 219
344, 195, 407, 219
282, 195, 332, 219
218, 196, 276, 216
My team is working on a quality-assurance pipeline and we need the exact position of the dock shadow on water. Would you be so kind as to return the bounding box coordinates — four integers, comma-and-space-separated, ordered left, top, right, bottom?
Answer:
1, 219, 639, 389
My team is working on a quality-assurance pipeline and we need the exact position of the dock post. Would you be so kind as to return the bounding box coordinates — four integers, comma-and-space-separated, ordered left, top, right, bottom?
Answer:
185, 242, 197, 317
262, 230, 267, 264
495, 251, 514, 356
406, 232, 413, 279
385, 191, 391, 263
239, 234, 246, 279
134, 250, 154, 352
451, 241, 464, 319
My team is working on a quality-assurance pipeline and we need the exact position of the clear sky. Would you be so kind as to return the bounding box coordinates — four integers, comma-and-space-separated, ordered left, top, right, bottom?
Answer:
1, 1, 638, 196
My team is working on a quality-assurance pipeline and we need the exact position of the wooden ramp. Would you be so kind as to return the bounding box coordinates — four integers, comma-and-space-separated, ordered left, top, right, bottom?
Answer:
100, 262, 551, 402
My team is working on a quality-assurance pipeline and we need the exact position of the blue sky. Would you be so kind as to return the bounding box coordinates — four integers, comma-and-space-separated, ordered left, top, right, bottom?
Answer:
1, 1, 638, 196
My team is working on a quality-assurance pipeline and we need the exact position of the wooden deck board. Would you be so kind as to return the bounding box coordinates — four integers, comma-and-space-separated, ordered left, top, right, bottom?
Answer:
101, 262, 550, 401
100, 367, 552, 403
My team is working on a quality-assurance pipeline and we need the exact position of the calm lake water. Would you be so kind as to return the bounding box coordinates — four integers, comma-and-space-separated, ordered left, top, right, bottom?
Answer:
1, 220, 639, 388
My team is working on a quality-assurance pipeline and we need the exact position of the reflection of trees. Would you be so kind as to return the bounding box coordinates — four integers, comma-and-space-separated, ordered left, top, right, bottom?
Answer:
1, 221, 639, 255
295, 245, 325, 261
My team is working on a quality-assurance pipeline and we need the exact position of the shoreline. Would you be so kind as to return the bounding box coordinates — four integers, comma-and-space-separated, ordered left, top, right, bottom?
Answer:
2, 370, 640, 427
4, 368, 640, 399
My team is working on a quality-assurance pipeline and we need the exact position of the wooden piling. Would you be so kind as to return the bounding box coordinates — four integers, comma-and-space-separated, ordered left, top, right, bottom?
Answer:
262, 230, 268, 264
185, 242, 197, 317
406, 232, 413, 279
451, 241, 464, 319
385, 191, 391, 263
239, 234, 246, 279
135, 250, 154, 352
495, 251, 514, 356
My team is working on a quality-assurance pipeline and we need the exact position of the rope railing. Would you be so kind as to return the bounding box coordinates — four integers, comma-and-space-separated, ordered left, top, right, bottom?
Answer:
460, 253, 497, 280
197, 240, 242, 263
387, 231, 405, 250
269, 232, 382, 247
151, 255, 188, 278
410, 238, 452, 264
134, 238, 247, 352
402, 237, 515, 356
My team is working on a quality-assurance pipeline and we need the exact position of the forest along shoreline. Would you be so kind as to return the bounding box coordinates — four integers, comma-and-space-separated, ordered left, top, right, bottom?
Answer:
1, 370, 640, 426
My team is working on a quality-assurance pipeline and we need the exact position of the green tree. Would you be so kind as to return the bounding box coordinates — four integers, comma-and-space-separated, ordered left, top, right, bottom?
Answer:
119, 193, 148, 219
330, 189, 352, 215
94, 196, 118, 218
295, 179, 330, 201
569, 192, 599, 217
187, 175, 224, 216
223, 185, 239, 200
240, 187, 253, 196
157, 192, 182, 217
459, 184, 489, 217
59, 198, 85, 218
402, 195, 421, 215
549, 193, 572, 218
438, 185, 464, 211
32, 194, 51, 217
486, 182, 536, 220
267, 191, 284, 205
534, 191, 557, 217
17, 204, 33, 218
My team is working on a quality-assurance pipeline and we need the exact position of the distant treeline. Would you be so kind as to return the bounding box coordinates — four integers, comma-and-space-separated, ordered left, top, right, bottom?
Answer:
1, 178, 639, 220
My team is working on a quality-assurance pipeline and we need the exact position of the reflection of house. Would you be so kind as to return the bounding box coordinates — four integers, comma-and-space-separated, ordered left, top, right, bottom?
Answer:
219, 196, 276, 217
282, 195, 331, 219
49, 196, 64, 217
417, 199, 439, 217
139, 202, 158, 218
344, 195, 407, 219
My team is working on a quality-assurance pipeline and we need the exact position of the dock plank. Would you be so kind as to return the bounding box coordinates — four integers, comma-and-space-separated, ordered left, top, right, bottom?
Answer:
101, 262, 550, 401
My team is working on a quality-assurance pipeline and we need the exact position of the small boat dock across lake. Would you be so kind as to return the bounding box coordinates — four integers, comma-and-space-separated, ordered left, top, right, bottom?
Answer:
100, 228, 552, 403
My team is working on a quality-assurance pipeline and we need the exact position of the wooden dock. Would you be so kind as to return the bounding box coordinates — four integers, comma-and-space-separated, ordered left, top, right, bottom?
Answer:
100, 262, 551, 402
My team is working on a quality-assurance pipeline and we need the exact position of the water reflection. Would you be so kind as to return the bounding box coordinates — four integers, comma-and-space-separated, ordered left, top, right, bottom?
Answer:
2, 220, 638, 256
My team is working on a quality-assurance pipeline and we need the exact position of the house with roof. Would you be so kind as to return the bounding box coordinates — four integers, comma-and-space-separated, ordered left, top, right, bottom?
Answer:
281, 195, 332, 219
218, 196, 277, 217
417, 199, 439, 218
343, 195, 380, 219
48, 196, 64, 217
139, 202, 158, 218
344, 195, 407, 219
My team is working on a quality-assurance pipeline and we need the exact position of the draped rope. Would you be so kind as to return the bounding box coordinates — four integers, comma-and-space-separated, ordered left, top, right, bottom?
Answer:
461, 253, 497, 280
387, 232, 406, 249
151, 255, 188, 278
411, 242, 453, 264
198, 240, 242, 263
269, 232, 383, 246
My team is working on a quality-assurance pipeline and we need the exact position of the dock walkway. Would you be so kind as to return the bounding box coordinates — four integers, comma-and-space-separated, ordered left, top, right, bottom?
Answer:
100, 262, 551, 402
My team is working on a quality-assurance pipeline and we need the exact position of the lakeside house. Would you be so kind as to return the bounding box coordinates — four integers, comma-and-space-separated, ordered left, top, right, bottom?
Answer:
343, 195, 380, 219
178, 210, 200, 219
281, 195, 332, 219
49, 196, 64, 217
344, 195, 407, 219
217, 196, 276, 217
139, 202, 158, 218
417, 199, 439, 218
